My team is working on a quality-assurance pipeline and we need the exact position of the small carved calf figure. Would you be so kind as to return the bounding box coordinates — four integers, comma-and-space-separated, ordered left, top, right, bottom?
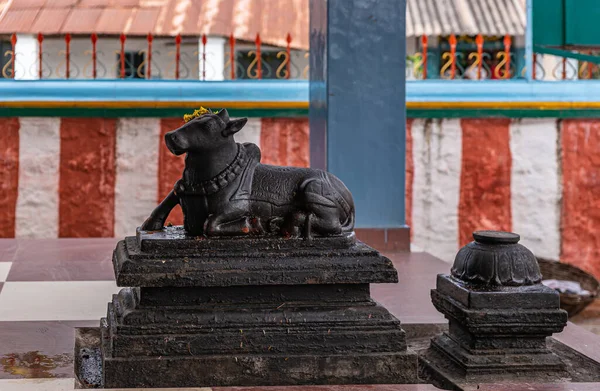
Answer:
141, 108, 354, 238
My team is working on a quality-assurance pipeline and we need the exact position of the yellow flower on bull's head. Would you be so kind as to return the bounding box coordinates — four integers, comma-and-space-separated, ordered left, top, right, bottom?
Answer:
183, 106, 214, 123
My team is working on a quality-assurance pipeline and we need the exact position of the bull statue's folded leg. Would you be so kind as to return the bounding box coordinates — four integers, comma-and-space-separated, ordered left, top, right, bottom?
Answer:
140, 190, 179, 231
204, 212, 254, 236
303, 213, 313, 239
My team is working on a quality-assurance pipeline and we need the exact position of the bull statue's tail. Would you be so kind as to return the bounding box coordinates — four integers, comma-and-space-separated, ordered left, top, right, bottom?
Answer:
324, 172, 355, 232
340, 204, 355, 232
323, 172, 354, 232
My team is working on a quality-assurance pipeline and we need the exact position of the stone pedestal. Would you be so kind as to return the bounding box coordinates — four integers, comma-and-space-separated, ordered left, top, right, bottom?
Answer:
75, 227, 417, 388
420, 231, 569, 389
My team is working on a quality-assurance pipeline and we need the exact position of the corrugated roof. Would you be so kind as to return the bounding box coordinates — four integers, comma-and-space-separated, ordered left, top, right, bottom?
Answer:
31, 8, 70, 34
62, 8, 103, 33
406, 0, 526, 37
0, 0, 310, 49
0, 0, 526, 48
0, 9, 40, 32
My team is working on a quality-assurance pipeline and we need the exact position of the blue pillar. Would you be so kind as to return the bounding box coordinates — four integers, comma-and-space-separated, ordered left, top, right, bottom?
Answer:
309, 0, 407, 229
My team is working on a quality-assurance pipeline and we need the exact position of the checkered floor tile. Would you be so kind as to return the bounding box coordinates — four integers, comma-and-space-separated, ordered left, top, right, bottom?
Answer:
0, 263, 12, 282
0, 281, 120, 321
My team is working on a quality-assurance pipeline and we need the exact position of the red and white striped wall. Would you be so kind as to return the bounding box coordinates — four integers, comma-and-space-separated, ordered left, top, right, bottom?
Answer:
1, 116, 600, 280
406, 118, 600, 280
0, 117, 309, 239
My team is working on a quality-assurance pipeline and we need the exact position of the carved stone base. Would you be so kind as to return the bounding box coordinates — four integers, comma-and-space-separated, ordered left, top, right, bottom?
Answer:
419, 333, 568, 385
114, 229, 398, 287
419, 274, 570, 390
418, 335, 600, 391
75, 230, 415, 388
77, 324, 417, 389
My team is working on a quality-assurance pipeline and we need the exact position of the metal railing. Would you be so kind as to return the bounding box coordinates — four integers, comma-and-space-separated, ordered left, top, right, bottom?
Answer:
407, 34, 600, 81
2, 32, 598, 81
1, 33, 308, 80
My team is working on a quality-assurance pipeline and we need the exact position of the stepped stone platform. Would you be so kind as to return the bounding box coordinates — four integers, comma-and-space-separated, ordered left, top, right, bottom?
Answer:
75, 228, 417, 389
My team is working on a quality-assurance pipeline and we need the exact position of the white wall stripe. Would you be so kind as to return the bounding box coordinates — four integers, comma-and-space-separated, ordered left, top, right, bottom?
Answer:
411, 119, 462, 262
15, 118, 60, 238
233, 117, 262, 146
114, 118, 160, 238
510, 118, 561, 260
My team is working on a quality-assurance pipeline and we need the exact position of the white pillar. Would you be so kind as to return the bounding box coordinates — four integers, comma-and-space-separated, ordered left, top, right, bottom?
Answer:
15, 34, 39, 80
200, 36, 226, 81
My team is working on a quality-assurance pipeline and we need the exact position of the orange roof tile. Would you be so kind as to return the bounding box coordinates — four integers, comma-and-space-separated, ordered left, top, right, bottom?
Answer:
30, 8, 70, 34
0, 0, 309, 49
78, 0, 112, 8
0, 9, 40, 33
10, 0, 46, 10
127, 8, 160, 35
95, 8, 134, 34
62, 8, 103, 33
50, 0, 81, 7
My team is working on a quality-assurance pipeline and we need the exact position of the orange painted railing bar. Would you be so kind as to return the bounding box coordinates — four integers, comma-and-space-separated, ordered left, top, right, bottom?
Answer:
286, 33, 292, 80
147, 33, 153, 80
229, 33, 236, 80
120, 34, 126, 79
91, 33, 98, 79
65, 33, 71, 79
449, 34, 457, 80
175, 34, 181, 80
421, 35, 428, 80
202, 34, 207, 81
256, 33, 262, 80
503, 35, 511, 79
476, 34, 483, 80
37, 33, 43, 79
10, 33, 16, 79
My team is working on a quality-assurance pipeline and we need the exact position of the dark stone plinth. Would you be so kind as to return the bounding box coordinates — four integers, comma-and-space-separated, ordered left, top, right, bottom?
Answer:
75, 229, 416, 388
77, 326, 416, 388
420, 231, 569, 389
114, 229, 398, 287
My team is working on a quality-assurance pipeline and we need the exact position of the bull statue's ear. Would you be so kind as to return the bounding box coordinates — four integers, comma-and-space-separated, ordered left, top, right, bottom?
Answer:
222, 118, 248, 137
216, 108, 230, 123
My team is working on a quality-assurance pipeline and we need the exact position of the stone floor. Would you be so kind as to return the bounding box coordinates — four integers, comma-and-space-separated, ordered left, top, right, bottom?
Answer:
571, 299, 600, 335
0, 238, 599, 391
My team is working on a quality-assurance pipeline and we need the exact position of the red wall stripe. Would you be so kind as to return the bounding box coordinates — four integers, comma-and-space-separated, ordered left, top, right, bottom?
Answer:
405, 119, 414, 238
458, 118, 512, 247
0, 118, 19, 238
59, 118, 116, 237
561, 119, 600, 279
260, 118, 310, 167
158, 118, 185, 226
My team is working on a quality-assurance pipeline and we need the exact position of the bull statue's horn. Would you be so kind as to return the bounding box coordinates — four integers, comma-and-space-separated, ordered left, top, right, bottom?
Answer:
216, 108, 230, 123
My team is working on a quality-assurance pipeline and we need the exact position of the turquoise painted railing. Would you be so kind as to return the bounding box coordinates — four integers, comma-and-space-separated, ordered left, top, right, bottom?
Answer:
2, 79, 600, 117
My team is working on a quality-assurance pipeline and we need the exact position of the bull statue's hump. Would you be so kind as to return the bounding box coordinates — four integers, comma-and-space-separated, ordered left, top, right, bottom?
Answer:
140, 108, 355, 238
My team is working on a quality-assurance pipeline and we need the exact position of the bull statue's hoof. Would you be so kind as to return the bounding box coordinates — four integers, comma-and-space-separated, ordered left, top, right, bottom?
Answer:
140, 217, 165, 232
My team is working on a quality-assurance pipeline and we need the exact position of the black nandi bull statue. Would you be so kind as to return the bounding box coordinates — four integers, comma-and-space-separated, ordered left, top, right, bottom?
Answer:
141, 108, 354, 238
